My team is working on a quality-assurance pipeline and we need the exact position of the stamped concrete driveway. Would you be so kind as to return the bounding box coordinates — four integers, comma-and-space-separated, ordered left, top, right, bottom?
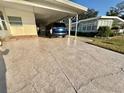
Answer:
1, 37, 124, 93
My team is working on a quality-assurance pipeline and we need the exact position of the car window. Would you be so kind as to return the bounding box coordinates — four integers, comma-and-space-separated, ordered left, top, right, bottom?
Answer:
53, 23, 66, 27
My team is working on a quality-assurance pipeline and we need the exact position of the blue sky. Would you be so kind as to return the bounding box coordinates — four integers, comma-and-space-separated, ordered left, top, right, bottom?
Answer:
73, 0, 123, 15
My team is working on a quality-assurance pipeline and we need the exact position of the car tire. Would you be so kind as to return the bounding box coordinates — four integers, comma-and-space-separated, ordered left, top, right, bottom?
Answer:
49, 34, 52, 38
62, 36, 65, 38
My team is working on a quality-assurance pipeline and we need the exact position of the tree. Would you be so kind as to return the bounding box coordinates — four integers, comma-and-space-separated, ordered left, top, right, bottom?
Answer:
116, 1, 124, 12
71, 8, 98, 22
117, 1, 124, 18
79, 9, 98, 20
106, 1, 124, 19
106, 7, 119, 16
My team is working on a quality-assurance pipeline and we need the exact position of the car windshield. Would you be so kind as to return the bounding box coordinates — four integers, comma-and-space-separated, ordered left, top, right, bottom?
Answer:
53, 23, 66, 27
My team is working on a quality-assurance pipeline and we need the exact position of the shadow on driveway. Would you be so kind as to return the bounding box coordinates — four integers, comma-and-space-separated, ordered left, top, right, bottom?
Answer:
0, 49, 9, 93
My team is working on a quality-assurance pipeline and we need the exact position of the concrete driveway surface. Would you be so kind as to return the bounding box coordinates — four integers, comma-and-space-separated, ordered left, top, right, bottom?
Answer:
1, 37, 124, 93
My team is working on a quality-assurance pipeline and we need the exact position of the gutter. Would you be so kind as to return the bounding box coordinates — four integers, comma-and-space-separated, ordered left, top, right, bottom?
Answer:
3, 0, 77, 14
56, 0, 88, 12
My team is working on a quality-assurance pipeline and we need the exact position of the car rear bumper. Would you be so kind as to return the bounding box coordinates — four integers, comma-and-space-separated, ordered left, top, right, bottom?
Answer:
53, 33, 67, 36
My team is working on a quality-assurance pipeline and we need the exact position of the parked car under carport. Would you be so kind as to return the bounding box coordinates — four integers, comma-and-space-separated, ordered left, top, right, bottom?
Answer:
1, 0, 88, 38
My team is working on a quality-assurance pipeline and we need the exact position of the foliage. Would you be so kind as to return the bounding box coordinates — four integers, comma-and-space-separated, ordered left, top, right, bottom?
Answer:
112, 21, 119, 28
116, 1, 124, 12
79, 9, 98, 20
71, 8, 98, 22
106, 1, 124, 19
106, 7, 119, 16
69, 1, 98, 20
70, 31, 97, 37
97, 26, 112, 37
88, 36, 124, 54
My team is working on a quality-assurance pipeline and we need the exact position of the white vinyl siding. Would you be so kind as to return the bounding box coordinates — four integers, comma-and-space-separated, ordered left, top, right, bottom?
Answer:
97, 19, 113, 28
78, 20, 97, 32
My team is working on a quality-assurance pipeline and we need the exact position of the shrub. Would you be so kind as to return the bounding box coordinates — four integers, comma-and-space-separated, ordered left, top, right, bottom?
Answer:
70, 31, 98, 37
97, 26, 112, 37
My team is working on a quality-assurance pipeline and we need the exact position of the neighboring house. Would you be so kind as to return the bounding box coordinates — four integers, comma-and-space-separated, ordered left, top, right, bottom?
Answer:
71, 16, 124, 33
0, 0, 87, 37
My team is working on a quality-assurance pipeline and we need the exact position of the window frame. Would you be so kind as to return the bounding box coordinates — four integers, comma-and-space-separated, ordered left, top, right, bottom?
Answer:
83, 25, 86, 31
87, 24, 92, 31
8, 16, 23, 26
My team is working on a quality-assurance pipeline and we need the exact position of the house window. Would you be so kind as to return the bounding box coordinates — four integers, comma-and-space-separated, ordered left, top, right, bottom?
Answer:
92, 25, 97, 30
78, 24, 83, 32
87, 25, 92, 30
83, 25, 86, 31
8, 16, 22, 25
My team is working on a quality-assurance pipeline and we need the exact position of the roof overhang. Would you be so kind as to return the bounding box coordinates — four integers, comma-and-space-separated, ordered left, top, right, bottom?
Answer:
2, 0, 88, 25
79, 16, 124, 24
100, 16, 124, 23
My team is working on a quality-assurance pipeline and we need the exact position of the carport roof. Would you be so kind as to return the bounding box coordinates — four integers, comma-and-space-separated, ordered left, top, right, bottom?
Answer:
2, 0, 88, 25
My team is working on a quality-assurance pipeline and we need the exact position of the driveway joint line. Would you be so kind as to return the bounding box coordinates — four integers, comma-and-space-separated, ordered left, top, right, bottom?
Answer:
48, 50, 78, 93
78, 67, 124, 91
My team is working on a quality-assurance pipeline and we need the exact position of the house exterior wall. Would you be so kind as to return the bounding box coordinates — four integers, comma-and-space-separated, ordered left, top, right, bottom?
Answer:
77, 19, 98, 32
0, 6, 37, 36
72, 19, 114, 33
97, 19, 113, 29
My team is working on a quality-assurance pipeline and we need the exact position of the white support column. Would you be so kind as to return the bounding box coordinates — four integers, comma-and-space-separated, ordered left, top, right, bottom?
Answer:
0, 18, 4, 30
68, 18, 71, 37
75, 14, 78, 37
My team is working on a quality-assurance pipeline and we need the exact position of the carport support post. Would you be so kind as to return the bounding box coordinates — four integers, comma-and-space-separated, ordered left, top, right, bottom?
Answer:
75, 14, 78, 37
68, 18, 71, 37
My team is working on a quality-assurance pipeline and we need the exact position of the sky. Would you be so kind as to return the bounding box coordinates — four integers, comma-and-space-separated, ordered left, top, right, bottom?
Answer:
73, 0, 124, 15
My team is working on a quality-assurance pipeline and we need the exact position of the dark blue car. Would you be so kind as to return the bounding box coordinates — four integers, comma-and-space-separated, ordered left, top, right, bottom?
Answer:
50, 23, 67, 38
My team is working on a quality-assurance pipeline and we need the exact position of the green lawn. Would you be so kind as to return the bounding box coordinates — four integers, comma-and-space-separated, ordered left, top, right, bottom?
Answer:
87, 36, 124, 54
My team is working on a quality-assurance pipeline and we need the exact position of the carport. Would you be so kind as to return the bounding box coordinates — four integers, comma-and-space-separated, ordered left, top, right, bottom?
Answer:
4, 0, 87, 37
